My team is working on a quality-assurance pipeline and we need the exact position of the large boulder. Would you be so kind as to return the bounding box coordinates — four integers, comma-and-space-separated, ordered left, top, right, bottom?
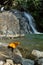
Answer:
0, 11, 20, 35
0, 10, 31, 36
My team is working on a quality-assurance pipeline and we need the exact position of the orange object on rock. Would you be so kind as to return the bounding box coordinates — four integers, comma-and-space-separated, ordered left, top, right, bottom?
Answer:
8, 42, 20, 48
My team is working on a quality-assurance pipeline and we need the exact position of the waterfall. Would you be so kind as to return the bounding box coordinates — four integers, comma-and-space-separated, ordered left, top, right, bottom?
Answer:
23, 12, 41, 34
10, 9, 42, 34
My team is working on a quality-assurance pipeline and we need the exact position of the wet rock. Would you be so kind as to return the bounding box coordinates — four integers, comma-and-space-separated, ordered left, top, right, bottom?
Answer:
35, 58, 43, 65
22, 58, 34, 65
13, 54, 22, 64
12, 10, 30, 34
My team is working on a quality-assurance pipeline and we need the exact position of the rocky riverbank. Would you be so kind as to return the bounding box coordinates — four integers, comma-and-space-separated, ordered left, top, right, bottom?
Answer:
0, 42, 43, 65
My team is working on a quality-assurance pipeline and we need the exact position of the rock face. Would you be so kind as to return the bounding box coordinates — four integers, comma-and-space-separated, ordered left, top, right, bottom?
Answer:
12, 10, 31, 34
0, 10, 31, 36
0, 11, 20, 35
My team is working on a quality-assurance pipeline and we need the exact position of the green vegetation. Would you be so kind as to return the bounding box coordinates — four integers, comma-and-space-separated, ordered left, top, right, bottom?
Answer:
0, 0, 13, 10
14, 0, 43, 32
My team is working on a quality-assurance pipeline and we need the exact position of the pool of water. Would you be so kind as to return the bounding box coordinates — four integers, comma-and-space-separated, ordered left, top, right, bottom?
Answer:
0, 34, 43, 51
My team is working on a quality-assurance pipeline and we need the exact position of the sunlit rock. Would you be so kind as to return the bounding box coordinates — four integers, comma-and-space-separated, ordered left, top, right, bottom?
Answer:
32, 50, 43, 58
0, 60, 4, 65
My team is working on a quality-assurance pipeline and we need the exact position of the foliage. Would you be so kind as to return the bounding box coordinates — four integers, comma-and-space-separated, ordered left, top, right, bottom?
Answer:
0, 0, 13, 9
14, 0, 43, 31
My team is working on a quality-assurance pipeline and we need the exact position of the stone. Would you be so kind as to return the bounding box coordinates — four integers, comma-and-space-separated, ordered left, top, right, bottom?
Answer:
0, 10, 32, 36
0, 60, 4, 65
38, 58, 43, 65
22, 58, 34, 65
6, 59, 14, 65
17, 64, 21, 65
13, 48, 22, 57
13, 54, 22, 64
34, 58, 43, 65
4, 62, 10, 65
4, 59, 14, 65
4, 59, 21, 65
32, 50, 43, 58
0, 11, 20, 35
15, 64, 21, 65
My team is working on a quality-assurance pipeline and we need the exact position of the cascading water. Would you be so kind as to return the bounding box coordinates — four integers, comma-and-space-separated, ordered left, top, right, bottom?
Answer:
4, 9, 42, 34
23, 12, 40, 34
12, 9, 42, 34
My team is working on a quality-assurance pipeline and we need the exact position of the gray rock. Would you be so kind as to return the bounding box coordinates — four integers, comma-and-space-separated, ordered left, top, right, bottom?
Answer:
22, 58, 34, 65
35, 58, 43, 65
0, 11, 20, 35
0, 10, 31, 36
0, 45, 22, 63
13, 48, 22, 57
13, 54, 22, 64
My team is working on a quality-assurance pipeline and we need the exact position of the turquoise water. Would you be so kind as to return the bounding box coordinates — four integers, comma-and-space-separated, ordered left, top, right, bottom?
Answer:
0, 34, 43, 51
18, 34, 43, 51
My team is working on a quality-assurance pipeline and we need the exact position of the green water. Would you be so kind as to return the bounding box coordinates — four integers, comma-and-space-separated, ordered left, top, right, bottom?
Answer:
24, 34, 43, 51
0, 34, 43, 51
